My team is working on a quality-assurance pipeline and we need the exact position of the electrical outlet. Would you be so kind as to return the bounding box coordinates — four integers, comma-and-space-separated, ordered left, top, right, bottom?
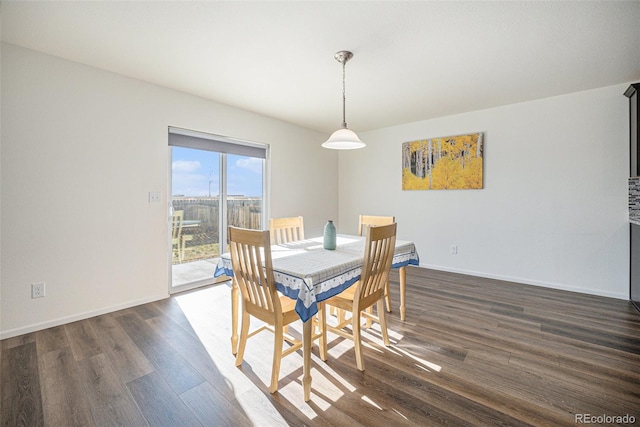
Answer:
31, 282, 45, 299
149, 192, 161, 203
451, 245, 458, 255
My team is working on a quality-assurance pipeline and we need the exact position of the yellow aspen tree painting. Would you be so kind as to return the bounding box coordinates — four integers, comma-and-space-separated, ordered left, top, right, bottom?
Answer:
402, 132, 483, 190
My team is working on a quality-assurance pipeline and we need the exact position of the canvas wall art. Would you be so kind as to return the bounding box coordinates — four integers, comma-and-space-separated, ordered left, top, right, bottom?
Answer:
402, 132, 484, 190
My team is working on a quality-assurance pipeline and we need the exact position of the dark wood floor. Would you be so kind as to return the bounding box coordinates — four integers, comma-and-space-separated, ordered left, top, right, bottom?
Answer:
2, 267, 640, 426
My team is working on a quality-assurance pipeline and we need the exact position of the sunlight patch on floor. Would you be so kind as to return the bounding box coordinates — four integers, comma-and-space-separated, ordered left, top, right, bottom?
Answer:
172, 284, 427, 423
279, 379, 329, 415
235, 389, 290, 425
361, 394, 383, 410
323, 315, 398, 358
392, 408, 409, 420
386, 328, 404, 341
313, 357, 356, 395
388, 346, 442, 372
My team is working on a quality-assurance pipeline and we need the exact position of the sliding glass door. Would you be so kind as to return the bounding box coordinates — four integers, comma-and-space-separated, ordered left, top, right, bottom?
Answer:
169, 128, 267, 291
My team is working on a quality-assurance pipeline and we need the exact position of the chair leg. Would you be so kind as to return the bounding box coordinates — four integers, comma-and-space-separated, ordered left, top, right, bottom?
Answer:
235, 311, 250, 367
365, 306, 373, 328
384, 281, 392, 312
318, 303, 327, 361
270, 324, 284, 393
352, 310, 365, 371
377, 299, 390, 347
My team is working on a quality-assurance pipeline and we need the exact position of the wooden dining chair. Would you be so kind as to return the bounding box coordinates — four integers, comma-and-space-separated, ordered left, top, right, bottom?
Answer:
229, 226, 326, 393
325, 222, 396, 371
171, 210, 184, 263
268, 216, 305, 336
358, 215, 395, 236
358, 215, 396, 314
269, 216, 305, 244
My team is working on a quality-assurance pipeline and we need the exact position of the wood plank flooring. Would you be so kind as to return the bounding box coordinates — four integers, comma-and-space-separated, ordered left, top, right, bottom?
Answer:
2, 267, 640, 426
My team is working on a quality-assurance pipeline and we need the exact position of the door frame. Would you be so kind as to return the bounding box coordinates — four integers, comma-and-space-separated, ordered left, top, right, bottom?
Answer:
167, 127, 270, 294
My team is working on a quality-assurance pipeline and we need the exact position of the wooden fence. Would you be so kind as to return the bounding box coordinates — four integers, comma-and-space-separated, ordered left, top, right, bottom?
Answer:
172, 196, 262, 238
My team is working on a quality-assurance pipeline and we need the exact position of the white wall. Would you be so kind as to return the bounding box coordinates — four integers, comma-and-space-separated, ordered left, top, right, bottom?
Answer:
339, 84, 630, 299
0, 43, 337, 338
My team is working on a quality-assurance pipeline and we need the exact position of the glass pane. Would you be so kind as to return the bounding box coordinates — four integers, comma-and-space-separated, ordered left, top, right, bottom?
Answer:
226, 154, 264, 248
171, 147, 220, 266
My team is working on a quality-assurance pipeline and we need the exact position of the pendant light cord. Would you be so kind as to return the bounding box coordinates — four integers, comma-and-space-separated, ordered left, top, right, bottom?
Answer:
342, 59, 347, 129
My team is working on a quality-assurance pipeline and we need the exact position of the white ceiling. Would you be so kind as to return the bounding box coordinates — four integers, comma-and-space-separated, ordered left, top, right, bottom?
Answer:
2, 1, 640, 134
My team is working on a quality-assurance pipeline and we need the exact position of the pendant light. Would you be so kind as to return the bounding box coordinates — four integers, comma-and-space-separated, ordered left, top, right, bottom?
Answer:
322, 50, 366, 150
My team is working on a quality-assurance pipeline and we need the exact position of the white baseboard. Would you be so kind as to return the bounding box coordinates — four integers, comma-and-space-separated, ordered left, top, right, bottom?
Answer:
0, 293, 169, 340
418, 263, 628, 301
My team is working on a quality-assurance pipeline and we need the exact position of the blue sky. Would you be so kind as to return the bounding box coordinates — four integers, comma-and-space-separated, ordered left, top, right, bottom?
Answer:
171, 147, 263, 197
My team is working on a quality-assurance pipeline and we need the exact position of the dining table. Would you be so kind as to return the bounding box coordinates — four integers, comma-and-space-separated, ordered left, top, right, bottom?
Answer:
214, 233, 420, 401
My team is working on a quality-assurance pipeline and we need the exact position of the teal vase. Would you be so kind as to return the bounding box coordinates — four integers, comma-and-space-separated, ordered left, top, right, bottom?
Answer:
323, 220, 336, 250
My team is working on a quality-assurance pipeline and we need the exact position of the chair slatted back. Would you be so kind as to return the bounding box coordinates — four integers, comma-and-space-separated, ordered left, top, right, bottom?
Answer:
355, 223, 397, 306
172, 210, 184, 241
269, 216, 305, 244
358, 215, 395, 236
229, 226, 281, 315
